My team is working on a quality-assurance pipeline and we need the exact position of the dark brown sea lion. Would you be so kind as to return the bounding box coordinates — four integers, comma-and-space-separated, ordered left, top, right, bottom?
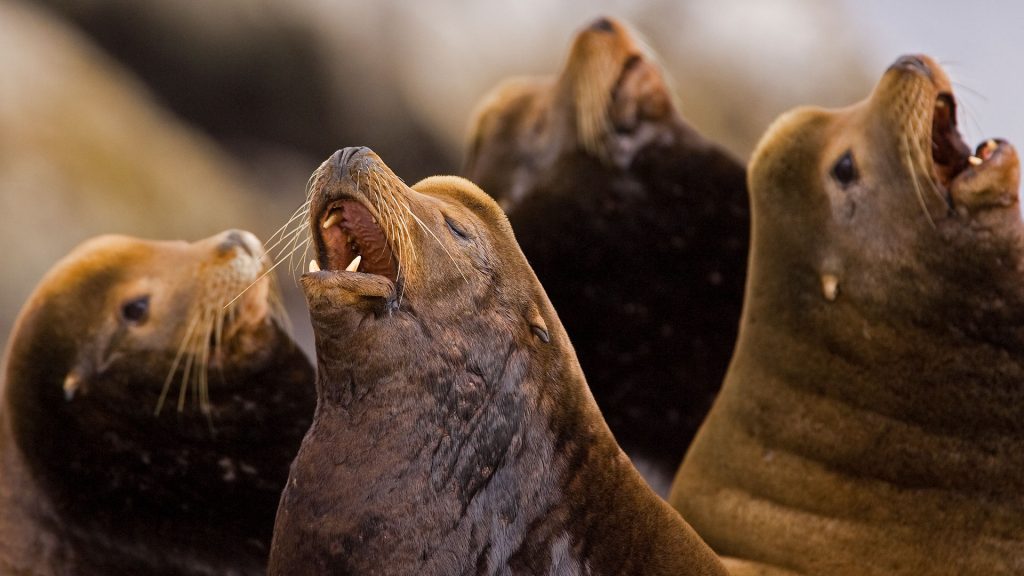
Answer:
464, 16, 749, 488
0, 230, 315, 575
669, 54, 1024, 575
268, 147, 727, 575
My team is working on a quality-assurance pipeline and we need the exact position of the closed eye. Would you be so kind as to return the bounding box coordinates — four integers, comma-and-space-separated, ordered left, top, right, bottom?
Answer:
445, 216, 470, 240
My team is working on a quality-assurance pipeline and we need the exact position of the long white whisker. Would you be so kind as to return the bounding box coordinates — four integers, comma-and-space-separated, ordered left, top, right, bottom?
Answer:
407, 207, 467, 283
904, 133, 937, 230
156, 312, 202, 415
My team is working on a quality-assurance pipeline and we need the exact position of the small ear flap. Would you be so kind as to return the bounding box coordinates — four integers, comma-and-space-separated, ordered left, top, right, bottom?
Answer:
61, 323, 120, 402
63, 370, 85, 401
527, 302, 550, 344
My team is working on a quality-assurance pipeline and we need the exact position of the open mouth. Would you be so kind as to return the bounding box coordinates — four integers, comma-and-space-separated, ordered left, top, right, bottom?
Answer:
930, 92, 1011, 195
310, 198, 398, 283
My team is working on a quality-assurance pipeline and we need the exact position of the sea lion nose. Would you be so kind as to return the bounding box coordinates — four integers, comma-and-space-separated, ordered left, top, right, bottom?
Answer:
329, 146, 371, 177
217, 229, 263, 258
588, 16, 615, 33
888, 54, 933, 80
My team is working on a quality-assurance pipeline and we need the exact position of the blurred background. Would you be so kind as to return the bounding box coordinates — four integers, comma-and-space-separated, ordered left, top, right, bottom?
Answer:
1, 0, 1019, 360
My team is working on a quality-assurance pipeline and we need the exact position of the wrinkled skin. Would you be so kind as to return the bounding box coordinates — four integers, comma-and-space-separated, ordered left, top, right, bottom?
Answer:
465, 17, 748, 487
671, 55, 1024, 576
269, 147, 727, 576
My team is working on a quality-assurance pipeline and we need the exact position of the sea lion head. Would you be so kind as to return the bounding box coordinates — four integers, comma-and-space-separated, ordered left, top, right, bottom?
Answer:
302, 146, 562, 391
6, 230, 285, 411
748, 54, 1022, 340
465, 16, 682, 210
3, 229, 313, 519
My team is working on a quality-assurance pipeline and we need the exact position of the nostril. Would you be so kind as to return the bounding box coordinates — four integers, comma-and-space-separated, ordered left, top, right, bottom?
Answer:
589, 17, 614, 33
889, 54, 933, 79
329, 147, 371, 180
220, 230, 253, 257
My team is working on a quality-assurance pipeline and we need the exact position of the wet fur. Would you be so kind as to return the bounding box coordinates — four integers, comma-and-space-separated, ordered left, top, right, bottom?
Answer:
269, 151, 726, 575
670, 56, 1024, 575
464, 17, 748, 482
0, 233, 315, 575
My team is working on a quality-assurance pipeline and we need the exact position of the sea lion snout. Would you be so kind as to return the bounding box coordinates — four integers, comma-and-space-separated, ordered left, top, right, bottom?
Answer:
887, 54, 933, 79
215, 229, 263, 259
587, 16, 615, 33
327, 146, 371, 176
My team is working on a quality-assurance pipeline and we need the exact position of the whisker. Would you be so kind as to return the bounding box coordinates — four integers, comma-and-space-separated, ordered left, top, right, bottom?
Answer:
175, 322, 202, 413
222, 239, 307, 310
951, 80, 988, 103
196, 314, 214, 415
909, 125, 950, 207
156, 312, 202, 415
270, 219, 310, 262
264, 200, 310, 251
903, 132, 937, 230
265, 209, 310, 258
407, 206, 468, 283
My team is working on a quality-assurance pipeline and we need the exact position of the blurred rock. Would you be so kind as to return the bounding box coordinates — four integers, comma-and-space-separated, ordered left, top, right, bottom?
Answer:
31, 0, 872, 165
29, 0, 457, 183
0, 1, 302, 362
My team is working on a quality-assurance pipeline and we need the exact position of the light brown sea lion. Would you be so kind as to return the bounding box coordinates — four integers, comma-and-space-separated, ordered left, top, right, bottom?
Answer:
0, 230, 315, 575
464, 16, 749, 490
268, 147, 727, 575
669, 54, 1024, 575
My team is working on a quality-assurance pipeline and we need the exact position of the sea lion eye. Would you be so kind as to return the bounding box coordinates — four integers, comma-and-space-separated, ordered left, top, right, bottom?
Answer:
445, 216, 470, 240
121, 295, 150, 325
831, 151, 858, 186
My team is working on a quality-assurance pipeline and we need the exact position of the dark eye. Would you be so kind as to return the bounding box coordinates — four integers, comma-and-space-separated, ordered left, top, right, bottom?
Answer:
445, 216, 469, 240
831, 151, 858, 186
121, 295, 150, 325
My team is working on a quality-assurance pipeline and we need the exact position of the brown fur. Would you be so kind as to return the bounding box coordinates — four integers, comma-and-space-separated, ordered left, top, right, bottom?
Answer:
463, 17, 749, 486
269, 147, 726, 575
670, 55, 1024, 575
0, 231, 315, 576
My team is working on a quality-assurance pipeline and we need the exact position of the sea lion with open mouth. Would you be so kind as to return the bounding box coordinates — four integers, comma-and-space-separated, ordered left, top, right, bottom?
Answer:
0, 230, 315, 575
669, 55, 1024, 576
464, 16, 748, 487
268, 147, 727, 576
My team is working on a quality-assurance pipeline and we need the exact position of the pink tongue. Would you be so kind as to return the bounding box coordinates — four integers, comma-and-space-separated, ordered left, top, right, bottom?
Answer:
326, 201, 397, 280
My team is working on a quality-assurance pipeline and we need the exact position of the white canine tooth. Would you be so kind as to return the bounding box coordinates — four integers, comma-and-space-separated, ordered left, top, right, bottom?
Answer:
345, 255, 362, 272
968, 156, 983, 166
984, 139, 999, 151
308, 259, 320, 273
322, 211, 342, 229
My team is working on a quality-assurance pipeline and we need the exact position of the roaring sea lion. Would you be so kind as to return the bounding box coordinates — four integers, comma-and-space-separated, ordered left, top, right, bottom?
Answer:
669, 55, 1024, 575
0, 230, 315, 575
464, 16, 749, 488
268, 147, 727, 575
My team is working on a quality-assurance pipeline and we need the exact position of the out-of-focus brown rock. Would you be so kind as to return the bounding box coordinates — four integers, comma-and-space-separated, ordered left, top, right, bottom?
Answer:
0, 1, 293, 360
31, 0, 871, 164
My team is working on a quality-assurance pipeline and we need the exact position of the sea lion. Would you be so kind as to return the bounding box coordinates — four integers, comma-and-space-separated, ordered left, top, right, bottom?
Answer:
0, 230, 315, 575
464, 16, 749, 488
268, 147, 727, 575
669, 54, 1024, 575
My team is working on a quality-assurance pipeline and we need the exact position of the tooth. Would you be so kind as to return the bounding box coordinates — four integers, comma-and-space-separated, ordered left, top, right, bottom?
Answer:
968, 156, 983, 166
322, 211, 342, 229
345, 255, 362, 272
308, 259, 320, 273
985, 139, 998, 150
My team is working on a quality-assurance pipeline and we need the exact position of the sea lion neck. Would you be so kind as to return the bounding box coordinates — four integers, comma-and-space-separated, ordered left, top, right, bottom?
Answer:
673, 55, 1024, 575
1, 324, 313, 573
